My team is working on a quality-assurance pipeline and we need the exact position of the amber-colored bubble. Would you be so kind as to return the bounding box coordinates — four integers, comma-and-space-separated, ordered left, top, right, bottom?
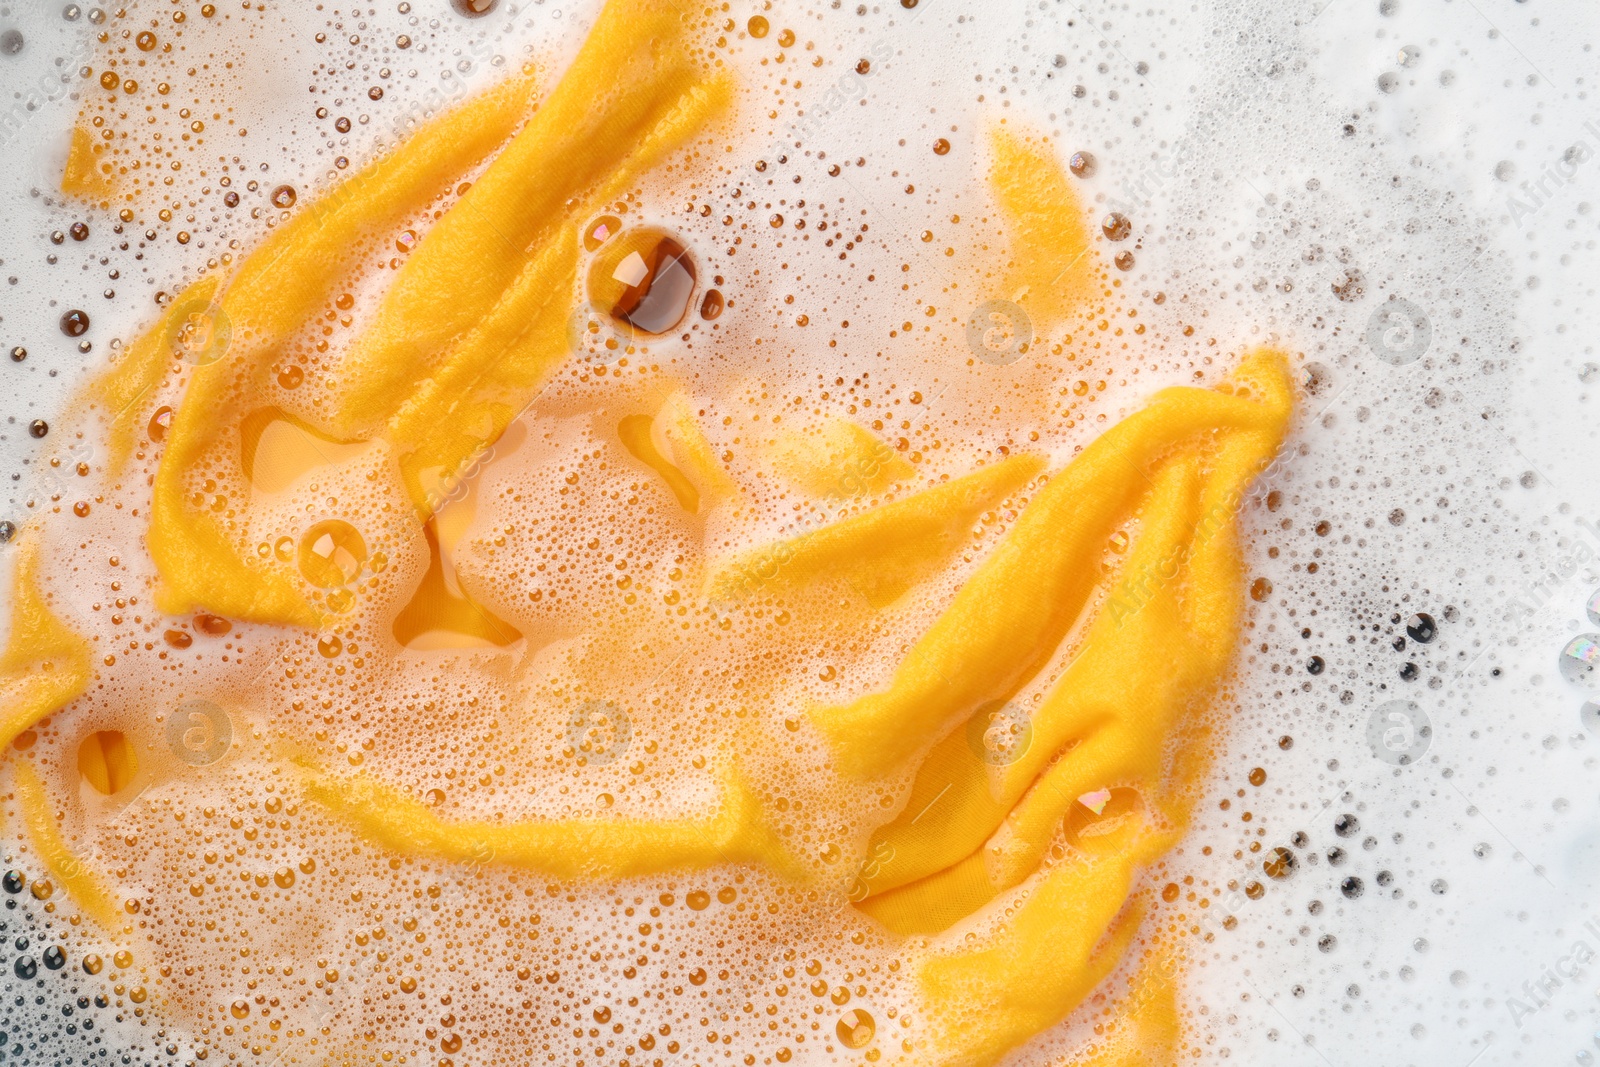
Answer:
135, 31, 157, 51
277, 364, 304, 389
298, 519, 368, 588
194, 613, 232, 636
113, 950, 133, 969
270, 185, 297, 210
1250, 577, 1273, 602
82, 954, 103, 975
231, 999, 250, 1019
98, 70, 120, 91
583, 214, 622, 253
274, 867, 296, 889
1263, 846, 1296, 880
777, 28, 796, 47
700, 289, 724, 320
933, 137, 950, 155
747, 15, 769, 38
586, 227, 697, 335
685, 890, 711, 911
1248, 767, 1267, 786
836, 1009, 875, 1049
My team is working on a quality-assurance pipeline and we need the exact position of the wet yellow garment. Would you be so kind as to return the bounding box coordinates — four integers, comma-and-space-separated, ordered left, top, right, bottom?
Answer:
13, 759, 121, 932
0, 538, 91, 753
303, 759, 797, 881
7, 2, 1298, 1059
708, 454, 1043, 610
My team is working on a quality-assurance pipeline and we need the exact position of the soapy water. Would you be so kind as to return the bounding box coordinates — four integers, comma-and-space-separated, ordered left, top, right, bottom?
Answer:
0, 0, 1598, 1065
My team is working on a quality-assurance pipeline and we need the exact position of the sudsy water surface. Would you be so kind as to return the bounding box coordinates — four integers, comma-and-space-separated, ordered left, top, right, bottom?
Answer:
0, 2, 1598, 1066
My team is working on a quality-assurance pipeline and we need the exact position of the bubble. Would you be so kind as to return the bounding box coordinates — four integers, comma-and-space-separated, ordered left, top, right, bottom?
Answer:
1560, 634, 1600, 689
747, 15, 769, 37
60, 309, 90, 337
29, 419, 48, 439
270, 185, 297, 209
1376, 71, 1400, 93
0, 29, 23, 56
1405, 612, 1437, 643
1263, 847, 1295, 879
836, 1009, 875, 1049
1100, 212, 1131, 241
964, 701, 1032, 767
14, 956, 37, 980
450, 0, 499, 15
298, 519, 367, 588
585, 228, 697, 335
1306, 655, 1325, 675
42, 946, 65, 970
1334, 814, 1360, 837
2, 870, 23, 894
1069, 151, 1095, 177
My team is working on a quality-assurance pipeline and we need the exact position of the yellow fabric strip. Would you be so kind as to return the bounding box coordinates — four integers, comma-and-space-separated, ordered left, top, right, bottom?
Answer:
0, 537, 92, 754
988, 123, 1098, 329
330, 0, 728, 432
302, 760, 798, 881
917, 826, 1151, 1067
390, 225, 579, 516
707, 453, 1043, 611
814, 349, 1291, 780
145, 69, 542, 627
772, 417, 914, 500
13, 759, 121, 932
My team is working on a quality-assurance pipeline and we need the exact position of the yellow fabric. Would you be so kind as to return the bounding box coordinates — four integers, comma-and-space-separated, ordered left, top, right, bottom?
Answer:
142, 68, 542, 627
328, 0, 730, 432
707, 454, 1043, 611
987, 123, 1098, 328
0, 538, 91, 753
656, 391, 738, 505
813, 350, 1289, 781
1070, 951, 1183, 1067
302, 759, 797, 880
392, 225, 579, 516
61, 121, 116, 204
135, 0, 731, 629
13, 759, 121, 932
9, 11, 1294, 1060
773, 417, 914, 499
